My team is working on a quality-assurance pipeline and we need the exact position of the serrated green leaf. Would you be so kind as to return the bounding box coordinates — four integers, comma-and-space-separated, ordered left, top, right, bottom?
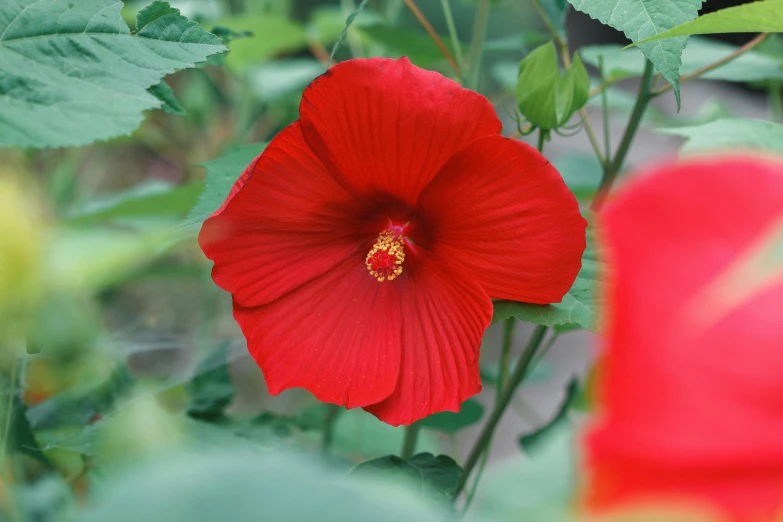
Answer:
632, 0, 783, 45
352, 453, 462, 503
187, 143, 267, 224
0, 0, 226, 148
656, 117, 783, 154
516, 41, 590, 129
418, 399, 484, 433
519, 378, 579, 454
567, 0, 704, 109
187, 342, 236, 421
148, 81, 186, 115
582, 38, 783, 84
492, 235, 604, 333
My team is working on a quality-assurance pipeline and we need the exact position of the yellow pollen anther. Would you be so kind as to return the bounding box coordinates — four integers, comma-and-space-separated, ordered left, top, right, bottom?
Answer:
365, 230, 405, 282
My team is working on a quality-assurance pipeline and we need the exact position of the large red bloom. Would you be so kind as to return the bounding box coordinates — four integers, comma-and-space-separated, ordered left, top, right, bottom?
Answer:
585, 156, 783, 520
199, 58, 586, 426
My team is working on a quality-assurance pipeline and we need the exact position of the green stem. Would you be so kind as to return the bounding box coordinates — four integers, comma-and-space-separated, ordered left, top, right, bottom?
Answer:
440, 0, 466, 72
321, 404, 341, 453
401, 423, 420, 459
536, 128, 547, 153
598, 55, 611, 163
460, 446, 490, 516
591, 60, 654, 211
769, 81, 783, 122
466, 0, 491, 91
454, 325, 548, 498
497, 318, 516, 394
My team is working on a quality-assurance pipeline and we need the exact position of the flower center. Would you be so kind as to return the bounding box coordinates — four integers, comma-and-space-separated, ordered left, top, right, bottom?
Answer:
365, 229, 405, 282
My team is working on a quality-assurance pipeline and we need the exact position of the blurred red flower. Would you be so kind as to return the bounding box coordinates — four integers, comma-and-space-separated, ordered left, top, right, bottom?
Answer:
199, 57, 586, 426
585, 156, 783, 520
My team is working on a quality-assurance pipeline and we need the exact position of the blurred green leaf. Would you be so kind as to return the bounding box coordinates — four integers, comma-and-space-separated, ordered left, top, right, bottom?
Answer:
493, 235, 604, 333
352, 453, 462, 503
1, 362, 49, 464
214, 15, 307, 70
631, 0, 783, 45
10, 475, 76, 522
567, 0, 704, 109
657, 117, 783, 154
187, 143, 267, 224
516, 42, 590, 129
538, 0, 569, 39
74, 450, 443, 522
553, 153, 602, 201
418, 399, 484, 434
519, 378, 579, 454
360, 24, 465, 68
249, 59, 324, 103
187, 342, 236, 421
148, 81, 186, 116
66, 181, 203, 226
0, 0, 226, 148
582, 38, 783, 84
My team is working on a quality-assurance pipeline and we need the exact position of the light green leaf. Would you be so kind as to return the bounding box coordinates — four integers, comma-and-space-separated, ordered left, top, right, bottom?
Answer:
351, 453, 462, 503
213, 15, 307, 70
633, 0, 783, 45
418, 399, 484, 434
516, 41, 590, 129
0, 0, 226, 148
75, 450, 443, 522
552, 153, 602, 201
582, 38, 783, 84
656, 117, 783, 153
519, 378, 579, 454
249, 59, 324, 103
187, 143, 267, 224
493, 235, 604, 333
567, 0, 704, 109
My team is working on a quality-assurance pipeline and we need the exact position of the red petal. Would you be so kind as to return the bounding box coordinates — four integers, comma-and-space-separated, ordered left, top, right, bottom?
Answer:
299, 58, 501, 206
363, 252, 492, 426
418, 135, 586, 304
586, 156, 783, 520
233, 257, 402, 408
199, 122, 365, 308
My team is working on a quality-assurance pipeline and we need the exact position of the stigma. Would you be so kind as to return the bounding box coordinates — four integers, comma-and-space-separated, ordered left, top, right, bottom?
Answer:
366, 229, 405, 282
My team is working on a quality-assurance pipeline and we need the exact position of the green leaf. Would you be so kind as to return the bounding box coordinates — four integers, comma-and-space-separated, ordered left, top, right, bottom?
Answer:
249, 59, 324, 103
493, 233, 604, 333
148, 81, 186, 115
352, 453, 462, 503
539, 0, 570, 39
656, 117, 783, 154
515, 41, 590, 129
553, 153, 602, 201
632, 0, 783, 45
567, 0, 704, 109
0, 0, 226, 148
418, 399, 484, 434
2, 362, 49, 464
519, 378, 579, 454
212, 15, 307, 70
359, 24, 465, 68
74, 450, 444, 522
187, 143, 267, 225
187, 343, 236, 421
66, 181, 202, 226
582, 38, 783, 84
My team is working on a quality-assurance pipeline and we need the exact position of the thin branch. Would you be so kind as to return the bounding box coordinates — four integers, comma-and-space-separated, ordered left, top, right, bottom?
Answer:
440, 0, 466, 70
402, 0, 462, 77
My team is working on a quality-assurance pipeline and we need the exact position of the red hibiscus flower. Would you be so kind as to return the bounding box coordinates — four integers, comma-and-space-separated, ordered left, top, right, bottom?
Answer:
199, 57, 586, 426
585, 156, 783, 520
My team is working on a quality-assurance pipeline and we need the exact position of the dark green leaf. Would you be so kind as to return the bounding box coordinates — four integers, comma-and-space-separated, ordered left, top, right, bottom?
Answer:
519, 378, 579, 454
359, 24, 466, 68
187, 343, 236, 421
418, 399, 484, 434
2, 363, 49, 464
632, 0, 783, 44
568, 0, 704, 109
352, 453, 462, 503
0, 0, 226, 148
656, 117, 783, 154
187, 143, 267, 224
74, 450, 443, 522
493, 231, 604, 333
516, 41, 590, 129
148, 81, 185, 115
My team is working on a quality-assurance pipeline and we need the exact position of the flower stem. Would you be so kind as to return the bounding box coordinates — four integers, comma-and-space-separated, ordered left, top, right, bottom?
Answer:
466, 0, 491, 91
401, 423, 420, 459
591, 59, 654, 211
440, 0, 466, 72
454, 325, 548, 498
403, 0, 462, 78
498, 318, 516, 393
